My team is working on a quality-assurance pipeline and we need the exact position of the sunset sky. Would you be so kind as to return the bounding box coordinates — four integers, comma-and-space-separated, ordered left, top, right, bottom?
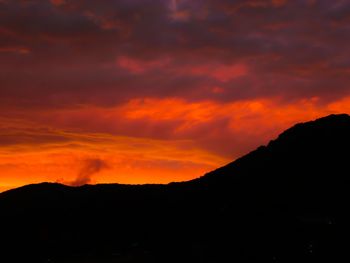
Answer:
0, 0, 350, 192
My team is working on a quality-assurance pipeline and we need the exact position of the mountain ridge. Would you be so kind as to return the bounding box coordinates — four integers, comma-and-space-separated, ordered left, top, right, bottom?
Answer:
0, 113, 350, 262
4, 113, 349, 195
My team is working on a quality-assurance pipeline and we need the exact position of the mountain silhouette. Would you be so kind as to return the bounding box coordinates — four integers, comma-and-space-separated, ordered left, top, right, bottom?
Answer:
1, 114, 350, 262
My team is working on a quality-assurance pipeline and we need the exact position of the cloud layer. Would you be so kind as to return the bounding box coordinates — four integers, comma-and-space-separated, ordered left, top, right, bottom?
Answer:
0, 0, 349, 190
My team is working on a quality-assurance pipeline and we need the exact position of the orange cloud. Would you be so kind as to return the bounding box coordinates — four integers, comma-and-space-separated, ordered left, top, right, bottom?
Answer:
0, 124, 226, 192
120, 97, 322, 135
0, 96, 349, 192
1, 0, 350, 194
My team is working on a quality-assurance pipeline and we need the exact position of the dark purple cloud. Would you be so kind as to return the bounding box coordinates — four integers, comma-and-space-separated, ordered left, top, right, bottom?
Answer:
0, 0, 349, 110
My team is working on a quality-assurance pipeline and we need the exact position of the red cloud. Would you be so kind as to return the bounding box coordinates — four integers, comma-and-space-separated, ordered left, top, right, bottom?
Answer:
117, 56, 170, 74
0, 0, 350, 191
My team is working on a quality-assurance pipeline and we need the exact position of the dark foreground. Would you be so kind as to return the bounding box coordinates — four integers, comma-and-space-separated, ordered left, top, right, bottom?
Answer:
1, 114, 350, 262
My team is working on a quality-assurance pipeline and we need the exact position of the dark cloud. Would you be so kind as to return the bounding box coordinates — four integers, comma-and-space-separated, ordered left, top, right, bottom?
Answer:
0, 0, 349, 110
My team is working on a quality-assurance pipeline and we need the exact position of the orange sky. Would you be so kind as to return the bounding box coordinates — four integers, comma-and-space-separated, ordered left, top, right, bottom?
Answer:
1, 96, 349, 192
0, 0, 350, 191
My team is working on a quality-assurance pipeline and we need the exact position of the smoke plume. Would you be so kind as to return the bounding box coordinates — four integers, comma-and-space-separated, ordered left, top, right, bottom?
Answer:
70, 158, 109, 186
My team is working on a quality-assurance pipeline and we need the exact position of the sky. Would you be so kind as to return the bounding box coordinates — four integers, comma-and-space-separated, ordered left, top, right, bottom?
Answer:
0, 0, 350, 192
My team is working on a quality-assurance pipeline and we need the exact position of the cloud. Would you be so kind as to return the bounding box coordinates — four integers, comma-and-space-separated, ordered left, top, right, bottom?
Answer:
117, 56, 171, 74
0, 116, 227, 191
50, 0, 65, 6
0, 0, 349, 111
4, 96, 350, 158
0, 0, 350, 190
0, 95, 349, 192
0, 46, 30, 54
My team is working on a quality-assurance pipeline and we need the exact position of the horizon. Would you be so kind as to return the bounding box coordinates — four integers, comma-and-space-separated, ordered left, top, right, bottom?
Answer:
1, 0, 350, 192
0, 113, 348, 193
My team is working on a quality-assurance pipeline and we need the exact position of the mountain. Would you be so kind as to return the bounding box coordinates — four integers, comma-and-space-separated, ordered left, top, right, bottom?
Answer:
1, 114, 350, 262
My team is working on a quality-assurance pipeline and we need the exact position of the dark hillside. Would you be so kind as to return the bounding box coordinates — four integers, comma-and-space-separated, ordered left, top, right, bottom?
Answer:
1, 114, 350, 262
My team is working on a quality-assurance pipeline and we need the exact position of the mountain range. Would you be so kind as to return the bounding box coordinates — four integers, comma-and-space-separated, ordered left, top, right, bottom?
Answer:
1, 114, 350, 262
